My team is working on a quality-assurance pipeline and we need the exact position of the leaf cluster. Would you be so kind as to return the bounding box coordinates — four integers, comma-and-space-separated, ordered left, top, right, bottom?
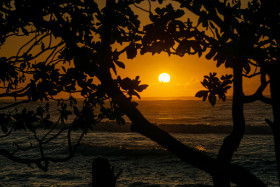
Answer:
140, 3, 209, 58
96, 0, 141, 45
0, 103, 53, 134
117, 76, 148, 99
141, 4, 184, 55
195, 73, 232, 106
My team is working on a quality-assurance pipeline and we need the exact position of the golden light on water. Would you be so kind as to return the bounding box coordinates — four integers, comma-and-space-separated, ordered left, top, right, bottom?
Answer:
159, 73, 170, 83
195, 145, 206, 152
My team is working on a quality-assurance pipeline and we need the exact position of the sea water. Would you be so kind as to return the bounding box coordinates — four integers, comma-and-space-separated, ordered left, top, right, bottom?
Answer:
0, 98, 278, 186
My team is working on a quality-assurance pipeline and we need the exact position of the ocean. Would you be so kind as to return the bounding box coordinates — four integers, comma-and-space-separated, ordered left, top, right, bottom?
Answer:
0, 98, 278, 186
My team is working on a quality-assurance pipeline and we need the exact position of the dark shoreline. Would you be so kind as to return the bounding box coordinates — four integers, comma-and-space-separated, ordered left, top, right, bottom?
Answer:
91, 122, 272, 135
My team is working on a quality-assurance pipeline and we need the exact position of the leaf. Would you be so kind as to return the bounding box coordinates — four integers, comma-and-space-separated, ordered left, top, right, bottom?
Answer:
208, 92, 216, 106
128, 90, 141, 99
87, 78, 93, 84
224, 85, 231, 90
36, 107, 44, 117
168, 21, 177, 33
218, 93, 226, 102
69, 96, 77, 106
45, 102, 50, 112
176, 40, 188, 56
126, 44, 137, 59
116, 117, 125, 125
216, 56, 226, 67
45, 113, 50, 120
21, 27, 29, 35
195, 90, 209, 101
135, 84, 148, 92
73, 106, 80, 116
205, 48, 216, 60
119, 77, 132, 90
41, 43, 45, 51
62, 66, 67, 73
131, 102, 138, 107
43, 119, 53, 128
111, 62, 117, 75
243, 62, 251, 74
209, 21, 216, 29
115, 61, 125, 69
1, 124, 8, 133
197, 16, 203, 27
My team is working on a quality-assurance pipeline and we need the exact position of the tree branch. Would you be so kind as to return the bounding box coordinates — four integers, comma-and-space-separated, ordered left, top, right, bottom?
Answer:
0, 85, 30, 98
243, 71, 271, 104
133, 3, 150, 13
0, 127, 14, 138
0, 100, 29, 110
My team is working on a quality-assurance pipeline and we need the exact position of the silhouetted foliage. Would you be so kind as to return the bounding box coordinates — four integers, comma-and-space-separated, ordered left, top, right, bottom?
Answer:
0, 0, 141, 171
0, 0, 270, 186
173, 0, 279, 186
195, 73, 232, 106
139, 0, 278, 186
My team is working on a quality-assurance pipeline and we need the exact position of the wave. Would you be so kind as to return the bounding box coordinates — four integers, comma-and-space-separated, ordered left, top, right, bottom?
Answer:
75, 143, 172, 158
158, 124, 272, 135
90, 122, 272, 135
128, 182, 213, 187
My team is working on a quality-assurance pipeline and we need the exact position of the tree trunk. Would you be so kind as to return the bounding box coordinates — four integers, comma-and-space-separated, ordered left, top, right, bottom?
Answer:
267, 64, 280, 184
213, 64, 246, 187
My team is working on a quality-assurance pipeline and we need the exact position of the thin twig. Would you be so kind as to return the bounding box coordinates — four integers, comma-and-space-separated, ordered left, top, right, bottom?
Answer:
0, 86, 29, 98
0, 100, 29, 110
41, 116, 62, 143
45, 42, 64, 64
133, 3, 150, 13
0, 127, 14, 138
11, 142, 33, 155
16, 34, 39, 58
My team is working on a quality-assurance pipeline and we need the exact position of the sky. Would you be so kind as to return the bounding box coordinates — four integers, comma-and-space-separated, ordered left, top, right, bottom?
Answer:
114, 0, 267, 98
116, 41, 266, 98
0, 0, 269, 99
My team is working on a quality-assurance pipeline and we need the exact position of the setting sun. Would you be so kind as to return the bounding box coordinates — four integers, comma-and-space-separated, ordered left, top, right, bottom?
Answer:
159, 73, 170, 83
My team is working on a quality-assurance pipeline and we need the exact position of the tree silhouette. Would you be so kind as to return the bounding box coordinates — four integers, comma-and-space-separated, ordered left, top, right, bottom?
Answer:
139, 1, 246, 186
243, 0, 280, 182
141, 0, 279, 186
0, 0, 268, 186
0, 0, 129, 171
171, 0, 278, 186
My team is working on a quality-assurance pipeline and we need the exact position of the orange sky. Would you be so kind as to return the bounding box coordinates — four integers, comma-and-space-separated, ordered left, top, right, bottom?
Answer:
0, 0, 269, 99
116, 46, 268, 98
114, 0, 268, 98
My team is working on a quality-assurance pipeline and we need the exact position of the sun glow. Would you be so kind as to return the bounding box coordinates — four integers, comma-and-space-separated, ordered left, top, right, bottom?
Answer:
159, 73, 170, 83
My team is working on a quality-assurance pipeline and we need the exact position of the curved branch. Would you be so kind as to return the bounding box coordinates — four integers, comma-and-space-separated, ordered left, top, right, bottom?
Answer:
0, 127, 14, 138
43, 42, 65, 65
0, 100, 29, 110
16, 33, 39, 58
133, 3, 150, 13
0, 85, 29, 98
11, 142, 33, 155
244, 71, 271, 104
0, 127, 86, 171
243, 72, 261, 78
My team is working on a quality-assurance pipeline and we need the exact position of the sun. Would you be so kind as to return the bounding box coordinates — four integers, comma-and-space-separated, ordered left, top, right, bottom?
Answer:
159, 73, 170, 83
